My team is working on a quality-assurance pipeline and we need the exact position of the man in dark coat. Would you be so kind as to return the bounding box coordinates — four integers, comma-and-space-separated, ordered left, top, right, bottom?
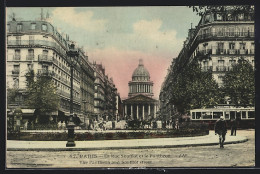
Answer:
231, 118, 238, 136
215, 115, 227, 148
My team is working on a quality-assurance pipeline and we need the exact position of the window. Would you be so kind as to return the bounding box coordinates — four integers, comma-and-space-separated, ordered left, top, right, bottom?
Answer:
7, 24, 10, 32
229, 27, 235, 36
17, 24, 22, 32
16, 36, 21, 45
13, 78, 19, 88
30, 23, 36, 30
218, 76, 224, 86
248, 111, 255, 118
27, 49, 34, 60
229, 60, 236, 65
218, 60, 224, 66
213, 112, 223, 119
229, 43, 235, 49
216, 13, 222, 20
14, 49, 20, 60
42, 24, 47, 31
27, 64, 34, 70
240, 43, 246, 49
238, 13, 244, 20
29, 36, 34, 45
242, 111, 247, 119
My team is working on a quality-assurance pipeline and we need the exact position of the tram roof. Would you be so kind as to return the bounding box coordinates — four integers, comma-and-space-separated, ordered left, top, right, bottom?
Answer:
190, 107, 255, 112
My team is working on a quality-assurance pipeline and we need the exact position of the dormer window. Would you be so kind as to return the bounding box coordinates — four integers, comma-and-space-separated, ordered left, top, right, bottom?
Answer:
31, 23, 36, 30
42, 24, 47, 31
17, 24, 22, 32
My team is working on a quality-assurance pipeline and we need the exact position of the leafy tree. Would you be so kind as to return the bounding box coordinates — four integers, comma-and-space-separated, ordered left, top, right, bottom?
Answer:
222, 57, 255, 107
7, 88, 20, 104
25, 70, 59, 124
170, 61, 221, 114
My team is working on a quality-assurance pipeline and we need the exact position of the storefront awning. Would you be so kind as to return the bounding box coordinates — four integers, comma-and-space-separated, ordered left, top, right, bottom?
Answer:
21, 109, 35, 115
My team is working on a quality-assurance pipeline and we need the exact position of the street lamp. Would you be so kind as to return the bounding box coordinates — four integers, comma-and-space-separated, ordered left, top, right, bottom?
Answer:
66, 42, 79, 147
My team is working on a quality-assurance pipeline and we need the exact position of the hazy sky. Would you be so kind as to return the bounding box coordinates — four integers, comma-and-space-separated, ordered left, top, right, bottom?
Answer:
6, 7, 200, 99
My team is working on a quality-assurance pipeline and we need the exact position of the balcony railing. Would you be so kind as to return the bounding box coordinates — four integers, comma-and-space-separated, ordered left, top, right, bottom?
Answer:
26, 55, 34, 61
38, 54, 53, 63
7, 40, 67, 57
215, 66, 227, 72
238, 49, 248, 54
197, 49, 212, 56
197, 32, 254, 41
37, 69, 54, 76
216, 49, 226, 55
228, 49, 237, 55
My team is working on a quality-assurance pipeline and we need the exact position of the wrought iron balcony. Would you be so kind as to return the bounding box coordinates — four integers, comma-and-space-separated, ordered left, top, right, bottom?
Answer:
37, 69, 54, 76
38, 54, 53, 63
7, 40, 67, 58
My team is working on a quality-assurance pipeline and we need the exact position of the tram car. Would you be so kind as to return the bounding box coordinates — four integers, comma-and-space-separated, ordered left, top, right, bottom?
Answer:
190, 106, 255, 129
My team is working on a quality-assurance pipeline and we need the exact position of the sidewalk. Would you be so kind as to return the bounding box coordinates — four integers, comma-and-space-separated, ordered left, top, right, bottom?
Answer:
6, 131, 248, 151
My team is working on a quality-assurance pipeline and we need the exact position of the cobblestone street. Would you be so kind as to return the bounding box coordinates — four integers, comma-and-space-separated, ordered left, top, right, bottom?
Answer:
6, 130, 254, 168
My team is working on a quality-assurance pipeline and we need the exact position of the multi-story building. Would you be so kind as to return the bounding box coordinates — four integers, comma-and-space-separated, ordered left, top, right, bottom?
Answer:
115, 93, 123, 121
6, 19, 95, 126
159, 8, 255, 120
123, 59, 159, 121
92, 63, 119, 121
79, 49, 95, 123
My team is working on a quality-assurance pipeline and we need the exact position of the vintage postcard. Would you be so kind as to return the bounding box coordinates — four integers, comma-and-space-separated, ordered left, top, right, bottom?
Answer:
5, 6, 255, 168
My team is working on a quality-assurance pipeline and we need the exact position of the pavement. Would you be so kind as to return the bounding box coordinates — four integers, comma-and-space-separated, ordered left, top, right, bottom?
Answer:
6, 130, 249, 151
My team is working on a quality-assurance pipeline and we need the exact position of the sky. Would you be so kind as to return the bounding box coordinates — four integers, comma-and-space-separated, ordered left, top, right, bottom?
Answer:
6, 7, 201, 99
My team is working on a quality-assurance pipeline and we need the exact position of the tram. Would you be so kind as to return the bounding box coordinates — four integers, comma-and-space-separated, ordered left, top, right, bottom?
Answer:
190, 105, 255, 129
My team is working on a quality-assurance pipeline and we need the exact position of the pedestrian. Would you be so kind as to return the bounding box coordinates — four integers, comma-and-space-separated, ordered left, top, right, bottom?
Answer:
24, 121, 28, 130
57, 121, 62, 130
175, 119, 179, 130
231, 118, 238, 136
61, 121, 66, 130
215, 115, 227, 148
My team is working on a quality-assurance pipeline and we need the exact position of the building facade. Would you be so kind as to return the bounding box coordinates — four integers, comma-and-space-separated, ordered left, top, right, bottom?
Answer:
159, 8, 255, 121
92, 63, 119, 121
6, 19, 95, 126
123, 59, 159, 121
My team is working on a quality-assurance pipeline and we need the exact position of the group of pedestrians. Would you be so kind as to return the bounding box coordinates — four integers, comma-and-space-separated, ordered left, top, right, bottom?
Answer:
214, 116, 238, 148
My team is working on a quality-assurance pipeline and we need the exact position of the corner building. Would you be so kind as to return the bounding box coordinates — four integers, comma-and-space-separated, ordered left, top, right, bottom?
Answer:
6, 19, 95, 125
159, 8, 255, 120
123, 59, 159, 120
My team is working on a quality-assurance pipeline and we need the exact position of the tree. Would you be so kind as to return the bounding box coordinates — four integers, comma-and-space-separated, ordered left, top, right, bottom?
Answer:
170, 61, 221, 114
222, 57, 255, 107
189, 5, 254, 16
25, 70, 59, 124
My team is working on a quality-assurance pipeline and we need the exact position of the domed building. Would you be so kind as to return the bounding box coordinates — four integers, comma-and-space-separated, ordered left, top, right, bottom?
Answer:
123, 59, 159, 121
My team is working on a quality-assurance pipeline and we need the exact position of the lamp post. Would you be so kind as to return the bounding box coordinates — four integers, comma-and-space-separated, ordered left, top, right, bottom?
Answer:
66, 43, 79, 147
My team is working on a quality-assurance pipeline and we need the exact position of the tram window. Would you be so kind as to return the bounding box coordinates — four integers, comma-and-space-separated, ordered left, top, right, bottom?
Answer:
242, 111, 246, 119
192, 112, 195, 119
213, 112, 223, 119
248, 111, 255, 118
225, 112, 229, 119
196, 112, 201, 119
202, 112, 212, 119
230, 111, 236, 119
